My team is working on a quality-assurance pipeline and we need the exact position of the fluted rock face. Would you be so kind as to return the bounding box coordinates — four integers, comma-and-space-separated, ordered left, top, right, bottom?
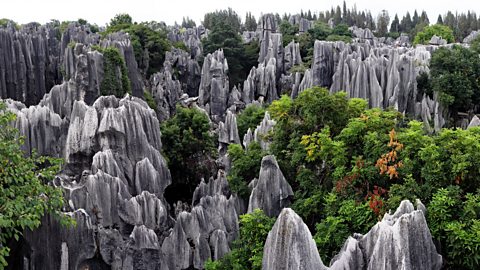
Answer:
5, 98, 67, 157
243, 111, 276, 150
0, 24, 62, 105
242, 58, 278, 105
258, 14, 284, 76
163, 48, 201, 97
463, 30, 480, 43
284, 41, 302, 72
163, 194, 238, 269
289, 15, 313, 33
10, 94, 176, 270
262, 208, 327, 270
23, 210, 97, 270
150, 70, 182, 122
64, 43, 104, 105
198, 49, 230, 122
263, 201, 442, 270
312, 41, 342, 88
325, 41, 444, 131
218, 110, 241, 148
167, 26, 205, 60
248, 155, 293, 217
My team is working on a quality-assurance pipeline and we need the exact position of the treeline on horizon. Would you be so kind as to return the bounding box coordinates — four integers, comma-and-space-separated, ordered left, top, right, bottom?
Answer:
1, 1, 480, 42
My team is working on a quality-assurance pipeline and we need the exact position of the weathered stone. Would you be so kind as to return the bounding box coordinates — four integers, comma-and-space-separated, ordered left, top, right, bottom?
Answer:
262, 208, 327, 270
248, 155, 293, 217
198, 49, 230, 122
263, 201, 442, 270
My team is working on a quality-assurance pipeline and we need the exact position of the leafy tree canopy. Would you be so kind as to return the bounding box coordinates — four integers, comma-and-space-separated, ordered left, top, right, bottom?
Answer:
413, 24, 455, 45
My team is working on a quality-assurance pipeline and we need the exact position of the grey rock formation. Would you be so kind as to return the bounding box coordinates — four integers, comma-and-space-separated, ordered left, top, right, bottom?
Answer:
463, 30, 480, 44
328, 42, 444, 131
0, 24, 62, 105
198, 49, 230, 122
162, 47, 201, 97
218, 110, 241, 155
243, 111, 276, 150
468, 115, 480, 128
241, 58, 278, 105
429, 35, 447, 46
263, 201, 442, 270
10, 94, 176, 270
150, 70, 182, 122
284, 40, 303, 72
262, 208, 327, 270
167, 26, 204, 60
312, 41, 342, 88
192, 170, 231, 206
289, 15, 313, 33
258, 14, 284, 76
248, 155, 293, 217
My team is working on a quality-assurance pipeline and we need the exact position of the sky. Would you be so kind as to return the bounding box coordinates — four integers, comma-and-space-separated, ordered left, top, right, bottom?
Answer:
1, 0, 479, 26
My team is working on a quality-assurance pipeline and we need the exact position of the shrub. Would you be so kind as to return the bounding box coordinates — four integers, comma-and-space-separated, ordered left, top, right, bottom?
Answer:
100, 47, 131, 97
413, 24, 454, 45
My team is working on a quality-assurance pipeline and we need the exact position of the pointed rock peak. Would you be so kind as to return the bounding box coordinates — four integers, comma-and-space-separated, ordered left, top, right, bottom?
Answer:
468, 115, 480, 129
262, 208, 327, 270
248, 155, 293, 217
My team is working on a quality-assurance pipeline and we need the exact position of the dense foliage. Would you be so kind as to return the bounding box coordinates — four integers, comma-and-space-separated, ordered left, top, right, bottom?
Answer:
97, 46, 132, 97
0, 103, 70, 268
236, 104, 266, 139
227, 142, 266, 198
104, 14, 172, 77
202, 9, 259, 87
413, 24, 455, 45
160, 106, 216, 202
204, 209, 275, 270
238, 87, 480, 268
429, 45, 480, 120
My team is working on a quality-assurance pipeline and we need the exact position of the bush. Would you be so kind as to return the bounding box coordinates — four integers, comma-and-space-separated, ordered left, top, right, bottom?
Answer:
205, 209, 275, 270
428, 187, 480, 269
100, 47, 131, 97
236, 104, 266, 139
227, 142, 266, 198
104, 15, 171, 77
314, 193, 376, 264
413, 24, 454, 45
160, 106, 216, 200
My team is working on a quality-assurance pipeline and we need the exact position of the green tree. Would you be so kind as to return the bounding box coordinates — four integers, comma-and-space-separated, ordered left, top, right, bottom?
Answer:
244, 12, 257, 31
429, 45, 480, 119
236, 104, 266, 139
376, 10, 390, 37
413, 24, 455, 45
203, 19, 258, 87
428, 187, 480, 269
0, 102, 70, 268
314, 193, 376, 264
105, 16, 171, 77
227, 142, 266, 198
99, 47, 131, 98
109, 13, 133, 27
160, 106, 216, 202
181, 17, 196, 28
203, 8, 241, 33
